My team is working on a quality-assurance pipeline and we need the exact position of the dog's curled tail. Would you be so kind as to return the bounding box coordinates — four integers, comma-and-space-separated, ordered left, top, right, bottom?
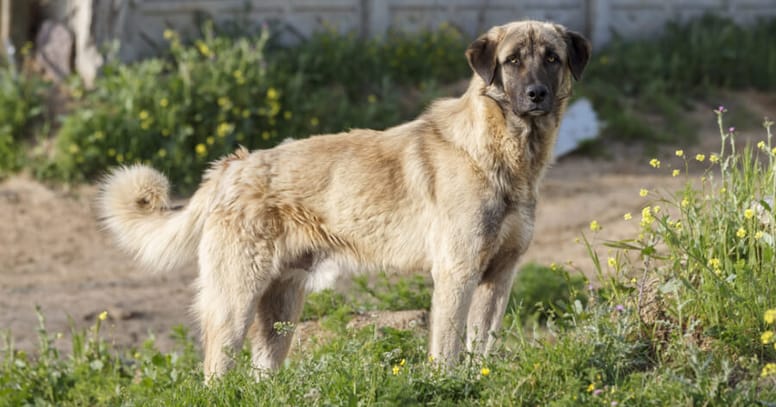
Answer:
96, 165, 208, 272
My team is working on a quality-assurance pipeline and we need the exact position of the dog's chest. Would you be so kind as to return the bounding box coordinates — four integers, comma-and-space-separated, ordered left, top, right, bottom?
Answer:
479, 194, 536, 252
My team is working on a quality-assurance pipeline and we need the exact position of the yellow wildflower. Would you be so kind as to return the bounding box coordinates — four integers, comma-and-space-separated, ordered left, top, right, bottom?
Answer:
206, 136, 215, 145
745, 209, 755, 219
710, 154, 719, 163
98, 311, 108, 321
157, 148, 167, 158
755, 231, 764, 240
310, 117, 320, 127
368, 94, 377, 104
400, 359, 406, 367
762, 331, 774, 344
675, 149, 684, 157
195, 143, 207, 156
261, 131, 270, 141
267, 87, 279, 100
68, 144, 79, 154
607, 257, 617, 268
138, 110, 149, 120
159, 98, 169, 107
696, 153, 705, 162
217, 122, 233, 138
283, 111, 292, 120
681, 198, 690, 208
196, 41, 210, 56
624, 212, 632, 221
758, 141, 766, 150
587, 383, 596, 393
672, 169, 680, 177
639, 188, 648, 197
765, 309, 776, 324
707, 258, 721, 269
217, 97, 231, 109
481, 367, 491, 376
589, 220, 601, 232
649, 158, 660, 168
163, 29, 175, 40
762, 363, 776, 377
107, 148, 116, 157
772, 147, 776, 155
392, 365, 400, 375
736, 227, 747, 239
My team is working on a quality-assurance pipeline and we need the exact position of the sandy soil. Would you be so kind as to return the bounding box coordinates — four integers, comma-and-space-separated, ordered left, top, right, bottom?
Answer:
2, 92, 774, 354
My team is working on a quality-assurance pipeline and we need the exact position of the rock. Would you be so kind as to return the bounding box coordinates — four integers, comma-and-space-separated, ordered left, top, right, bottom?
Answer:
554, 98, 600, 159
35, 20, 73, 82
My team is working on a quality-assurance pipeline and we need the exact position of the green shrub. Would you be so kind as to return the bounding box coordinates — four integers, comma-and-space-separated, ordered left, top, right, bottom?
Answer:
52, 23, 467, 192
0, 66, 47, 176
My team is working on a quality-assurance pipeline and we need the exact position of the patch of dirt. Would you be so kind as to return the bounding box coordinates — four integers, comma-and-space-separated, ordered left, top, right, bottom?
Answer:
1, 92, 774, 354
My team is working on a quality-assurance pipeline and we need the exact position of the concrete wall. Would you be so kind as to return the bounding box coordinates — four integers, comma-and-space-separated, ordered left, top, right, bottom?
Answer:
104, 0, 776, 61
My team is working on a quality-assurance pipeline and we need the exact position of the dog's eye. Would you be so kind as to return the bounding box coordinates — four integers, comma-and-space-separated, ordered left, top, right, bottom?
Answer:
506, 55, 519, 65
546, 54, 558, 63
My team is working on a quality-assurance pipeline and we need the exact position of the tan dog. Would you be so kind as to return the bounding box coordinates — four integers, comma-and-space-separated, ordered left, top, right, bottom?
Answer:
97, 20, 590, 382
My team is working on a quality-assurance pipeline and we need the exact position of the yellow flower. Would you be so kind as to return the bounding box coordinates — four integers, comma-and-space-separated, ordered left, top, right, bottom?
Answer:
736, 227, 747, 239
163, 29, 175, 40
138, 110, 149, 120
762, 363, 776, 377
481, 367, 490, 376
68, 143, 80, 154
368, 94, 377, 104
400, 358, 406, 366
392, 365, 400, 375
761, 331, 774, 344
242, 109, 251, 118
206, 136, 215, 145
195, 143, 207, 156
640, 206, 654, 227
755, 231, 764, 240
695, 153, 705, 162
261, 131, 270, 141
217, 122, 233, 138
624, 212, 632, 221
267, 87, 279, 100
589, 220, 601, 232
587, 383, 596, 393
159, 98, 169, 107
672, 169, 680, 177
745, 209, 755, 219
310, 117, 320, 127
653, 205, 661, 214
639, 188, 648, 197
283, 111, 292, 120
217, 96, 231, 109
157, 148, 167, 158
98, 311, 108, 321
765, 309, 776, 324
681, 198, 690, 208
649, 158, 660, 168
709, 154, 719, 163
196, 41, 210, 56
675, 149, 684, 157
758, 141, 766, 150
707, 258, 721, 269
772, 147, 776, 155
107, 148, 116, 157
93, 131, 104, 140
607, 257, 617, 268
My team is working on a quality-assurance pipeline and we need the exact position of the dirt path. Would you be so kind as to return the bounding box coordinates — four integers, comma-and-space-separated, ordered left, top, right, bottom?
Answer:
2, 93, 774, 354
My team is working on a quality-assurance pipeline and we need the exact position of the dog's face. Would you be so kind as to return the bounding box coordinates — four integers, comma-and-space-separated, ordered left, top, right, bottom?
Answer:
466, 21, 591, 117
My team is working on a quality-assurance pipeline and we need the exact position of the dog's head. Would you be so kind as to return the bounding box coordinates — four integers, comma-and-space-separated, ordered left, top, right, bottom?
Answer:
466, 21, 591, 117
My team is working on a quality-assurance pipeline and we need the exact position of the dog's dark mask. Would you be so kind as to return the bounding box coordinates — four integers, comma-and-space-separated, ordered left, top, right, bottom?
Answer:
466, 24, 591, 118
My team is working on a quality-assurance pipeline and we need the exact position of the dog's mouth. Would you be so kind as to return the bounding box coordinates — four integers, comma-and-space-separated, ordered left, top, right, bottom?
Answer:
526, 108, 549, 116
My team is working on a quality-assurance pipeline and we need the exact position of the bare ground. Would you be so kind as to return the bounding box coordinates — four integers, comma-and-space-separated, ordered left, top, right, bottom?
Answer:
2, 92, 774, 354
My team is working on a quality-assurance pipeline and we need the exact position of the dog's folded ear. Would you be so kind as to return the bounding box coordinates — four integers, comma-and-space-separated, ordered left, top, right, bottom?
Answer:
466, 32, 499, 85
563, 30, 591, 81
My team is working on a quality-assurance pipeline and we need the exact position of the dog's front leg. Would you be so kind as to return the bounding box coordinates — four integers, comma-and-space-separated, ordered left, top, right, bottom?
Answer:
428, 268, 479, 365
465, 252, 520, 355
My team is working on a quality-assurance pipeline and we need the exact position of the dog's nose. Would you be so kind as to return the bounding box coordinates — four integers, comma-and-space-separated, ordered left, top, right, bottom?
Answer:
526, 84, 548, 103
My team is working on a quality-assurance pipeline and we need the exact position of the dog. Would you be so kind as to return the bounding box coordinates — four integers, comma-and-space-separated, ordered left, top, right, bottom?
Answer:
97, 20, 590, 382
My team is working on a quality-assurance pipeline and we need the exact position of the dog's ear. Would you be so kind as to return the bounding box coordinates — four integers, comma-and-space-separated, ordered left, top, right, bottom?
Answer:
466, 32, 499, 85
563, 30, 591, 81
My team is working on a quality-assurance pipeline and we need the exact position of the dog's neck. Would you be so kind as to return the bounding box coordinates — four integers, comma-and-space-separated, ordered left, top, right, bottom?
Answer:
428, 75, 565, 199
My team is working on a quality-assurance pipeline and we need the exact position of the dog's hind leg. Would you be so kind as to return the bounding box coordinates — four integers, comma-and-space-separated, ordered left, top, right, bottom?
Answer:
246, 274, 306, 379
196, 227, 267, 384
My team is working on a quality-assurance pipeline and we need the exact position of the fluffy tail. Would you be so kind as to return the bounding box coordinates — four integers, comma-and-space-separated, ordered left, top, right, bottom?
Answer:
96, 165, 209, 272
